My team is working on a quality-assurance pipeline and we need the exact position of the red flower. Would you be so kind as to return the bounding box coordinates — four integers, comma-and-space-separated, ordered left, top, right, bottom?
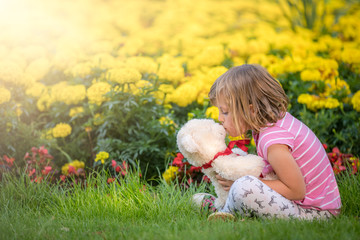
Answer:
111, 159, 117, 168
107, 178, 115, 184
34, 176, 43, 183
189, 166, 201, 173
28, 168, 36, 177
322, 143, 328, 150
24, 152, 30, 160
41, 166, 52, 175
202, 175, 211, 183
3, 155, 14, 167
60, 175, 66, 182
172, 153, 186, 167
187, 177, 193, 185
38, 146, 48, 155
68, 165, 76, 174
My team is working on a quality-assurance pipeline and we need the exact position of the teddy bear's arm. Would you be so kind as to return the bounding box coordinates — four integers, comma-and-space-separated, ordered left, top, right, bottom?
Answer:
211, 154, 265, 181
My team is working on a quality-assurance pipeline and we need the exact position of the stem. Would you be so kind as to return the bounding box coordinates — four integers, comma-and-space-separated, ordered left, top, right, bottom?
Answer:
87, 130, 95, 167
55, 146, 72, 163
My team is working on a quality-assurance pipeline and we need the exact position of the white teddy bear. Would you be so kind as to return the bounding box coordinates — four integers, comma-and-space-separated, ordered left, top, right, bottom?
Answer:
177, 118, 271, 209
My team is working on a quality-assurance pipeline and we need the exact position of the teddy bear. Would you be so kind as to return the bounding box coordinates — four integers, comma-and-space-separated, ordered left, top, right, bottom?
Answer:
177, 118, 273, 210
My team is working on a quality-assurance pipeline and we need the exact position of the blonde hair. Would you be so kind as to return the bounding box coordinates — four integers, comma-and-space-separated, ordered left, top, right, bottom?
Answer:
208, 64, 288, 133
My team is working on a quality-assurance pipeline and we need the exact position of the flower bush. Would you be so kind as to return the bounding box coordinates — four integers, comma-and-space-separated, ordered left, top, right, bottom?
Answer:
24, 146, 56, 183
163, 152, 209, 187
0, 0, 359, 182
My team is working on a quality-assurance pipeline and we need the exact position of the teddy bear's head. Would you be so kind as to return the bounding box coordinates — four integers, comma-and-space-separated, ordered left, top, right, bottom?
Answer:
176, 119, 227, 167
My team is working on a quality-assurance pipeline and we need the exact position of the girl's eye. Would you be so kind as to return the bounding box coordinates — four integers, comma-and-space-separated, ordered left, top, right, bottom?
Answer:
222, 111, 228, 115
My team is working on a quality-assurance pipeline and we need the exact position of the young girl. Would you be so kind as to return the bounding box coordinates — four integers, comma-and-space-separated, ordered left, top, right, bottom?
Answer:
201, 64, 341, 221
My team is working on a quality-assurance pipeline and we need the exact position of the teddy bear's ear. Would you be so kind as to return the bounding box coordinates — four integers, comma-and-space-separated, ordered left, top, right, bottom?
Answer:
179, 135, 199, 153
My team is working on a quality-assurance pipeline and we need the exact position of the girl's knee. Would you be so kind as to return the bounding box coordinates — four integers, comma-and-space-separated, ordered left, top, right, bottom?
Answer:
236, 175, 259, 184
230, 175, 259, 193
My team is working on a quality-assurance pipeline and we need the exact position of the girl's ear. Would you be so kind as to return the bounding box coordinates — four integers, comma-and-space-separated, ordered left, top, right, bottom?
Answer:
249, 104, 255, 115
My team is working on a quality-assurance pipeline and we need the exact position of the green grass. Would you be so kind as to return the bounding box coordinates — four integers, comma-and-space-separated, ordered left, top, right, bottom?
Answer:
0, 171, 359, 240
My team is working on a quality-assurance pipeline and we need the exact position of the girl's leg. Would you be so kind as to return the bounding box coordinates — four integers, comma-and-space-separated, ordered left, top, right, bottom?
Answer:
221, 175, 333, 220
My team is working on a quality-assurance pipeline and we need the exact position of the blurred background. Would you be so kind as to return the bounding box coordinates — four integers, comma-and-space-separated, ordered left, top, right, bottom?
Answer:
0, 0, 359, 181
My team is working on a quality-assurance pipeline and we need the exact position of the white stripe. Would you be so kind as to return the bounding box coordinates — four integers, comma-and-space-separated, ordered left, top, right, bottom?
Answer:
279, 112, 288, 128
258, 130, 288, 149
306, 173, 331, 195
307, 167, 331, 185
320, 195, 340, 208
294, 121, 303, 139
304, 154, 327, 178
288, 117, 295, 132
293, 127, 309, 153
295, 136, 317, 161
262, 137, 294, 154
299, 147, 321, 168
304, 184, 336, 201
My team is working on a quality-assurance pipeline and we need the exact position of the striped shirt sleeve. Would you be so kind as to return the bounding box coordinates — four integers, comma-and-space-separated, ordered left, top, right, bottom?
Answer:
257, 126, 295, 161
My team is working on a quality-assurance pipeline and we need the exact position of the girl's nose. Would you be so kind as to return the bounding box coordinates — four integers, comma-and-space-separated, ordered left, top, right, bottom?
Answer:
218, 114, 224, 123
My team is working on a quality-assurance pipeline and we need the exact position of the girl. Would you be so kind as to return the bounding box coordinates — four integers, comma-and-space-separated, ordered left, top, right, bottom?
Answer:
201, 64, 341, 221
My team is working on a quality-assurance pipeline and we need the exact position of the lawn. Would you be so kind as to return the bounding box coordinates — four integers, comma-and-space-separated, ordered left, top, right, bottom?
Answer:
1, 171, 359, 240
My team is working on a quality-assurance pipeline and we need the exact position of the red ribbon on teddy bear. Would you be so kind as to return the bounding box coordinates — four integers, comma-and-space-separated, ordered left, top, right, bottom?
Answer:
200, 139, 250, 170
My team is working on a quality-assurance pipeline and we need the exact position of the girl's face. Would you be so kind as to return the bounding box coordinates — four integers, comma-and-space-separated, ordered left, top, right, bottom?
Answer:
217, 97, 248, 137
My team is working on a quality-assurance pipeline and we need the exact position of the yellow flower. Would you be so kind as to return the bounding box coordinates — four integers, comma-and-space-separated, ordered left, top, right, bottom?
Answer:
95, 151, 109, 164
162, 166, 179, 183
166, 81, 201, 107
87, 81, 112, 105
65, 62, 94, 78
107, 68, 142, 84
61, 164, 69, 175
0, 60, 23, 85
61, 160, 85, 175
51, 82, 86, 105
351, 90, 360, 112
41, 129, 53, 140
157, 61, 184, 85
125, 56, 158, 74
298, 94, 340, 111
0, 87, 11, 104
52, 123, 72, 138
341, 48, 360, 65
228, 135, 246, 141
205, 106, 219, 120
159, 116, 175, 126
188, 45, 224, 70
15, 103, 22, 117
300, 69, 322, 81
25, 58, 51, 81
93, 113, 105, 126
25, 83, 47, 98
36, 93, 53, 112
323, 78, 351, 97
69, 107, 84, 117
126, 80, 152, 95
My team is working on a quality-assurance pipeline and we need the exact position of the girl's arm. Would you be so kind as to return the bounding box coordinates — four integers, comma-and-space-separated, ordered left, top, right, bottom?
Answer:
261, 144, 306, 201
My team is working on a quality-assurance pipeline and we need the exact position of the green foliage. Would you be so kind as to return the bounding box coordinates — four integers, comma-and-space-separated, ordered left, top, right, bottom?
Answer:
336, 171, 360, 217
93, 86, 177, 179
293, 107, 360, 155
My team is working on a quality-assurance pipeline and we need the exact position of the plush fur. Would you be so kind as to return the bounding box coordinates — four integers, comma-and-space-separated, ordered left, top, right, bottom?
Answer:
177, 118, 272, 209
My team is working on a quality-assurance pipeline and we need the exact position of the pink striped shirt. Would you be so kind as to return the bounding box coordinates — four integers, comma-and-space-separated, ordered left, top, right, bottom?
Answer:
253, 112, 341, 215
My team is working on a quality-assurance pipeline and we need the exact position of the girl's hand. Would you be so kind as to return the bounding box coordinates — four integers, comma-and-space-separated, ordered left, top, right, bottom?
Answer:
215, 174, 234, 191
